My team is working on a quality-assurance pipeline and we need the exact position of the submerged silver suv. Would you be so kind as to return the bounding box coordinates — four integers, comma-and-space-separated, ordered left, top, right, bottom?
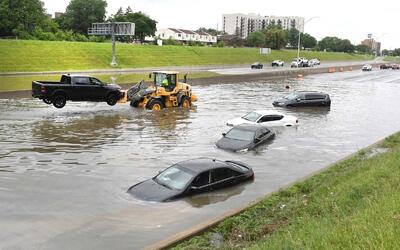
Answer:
273, 91, 331, 107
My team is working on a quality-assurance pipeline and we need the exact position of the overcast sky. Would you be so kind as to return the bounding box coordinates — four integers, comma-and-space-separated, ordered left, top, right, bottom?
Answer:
43, 0, 399, 49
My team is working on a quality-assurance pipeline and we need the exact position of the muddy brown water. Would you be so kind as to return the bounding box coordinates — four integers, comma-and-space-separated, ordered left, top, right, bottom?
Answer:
1, 69, 400, 249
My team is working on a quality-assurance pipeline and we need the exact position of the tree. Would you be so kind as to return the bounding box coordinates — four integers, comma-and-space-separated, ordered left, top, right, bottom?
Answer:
246, 31, 265, 47
109, 7, 157, 42
263, 28, 287, 50
302, 33, 317, 49
0, 0, 47, 36
286, 28, 299, 48
61, 0, 107, 34
339, 39, 354, 53
196, 27, 222, 36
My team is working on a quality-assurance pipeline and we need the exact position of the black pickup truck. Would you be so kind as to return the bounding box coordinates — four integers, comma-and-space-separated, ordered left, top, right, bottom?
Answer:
32, 74, 124, 108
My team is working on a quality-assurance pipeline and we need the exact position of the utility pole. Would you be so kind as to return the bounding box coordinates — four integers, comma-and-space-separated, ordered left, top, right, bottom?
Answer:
297, 16, 319, 68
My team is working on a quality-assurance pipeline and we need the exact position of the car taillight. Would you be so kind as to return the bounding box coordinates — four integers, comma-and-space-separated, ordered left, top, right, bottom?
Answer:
40, 86, 46, 93
252, 173, 255, 180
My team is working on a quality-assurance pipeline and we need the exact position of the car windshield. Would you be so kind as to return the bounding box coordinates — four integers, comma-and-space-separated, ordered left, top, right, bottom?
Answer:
155, 165, 194, 190
242, 111, 261, 122
225, 128, 255, 141
284, 93, 299, 100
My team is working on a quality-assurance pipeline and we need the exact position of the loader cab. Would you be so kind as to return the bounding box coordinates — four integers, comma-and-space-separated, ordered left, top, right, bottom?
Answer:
152, 71, 178, 92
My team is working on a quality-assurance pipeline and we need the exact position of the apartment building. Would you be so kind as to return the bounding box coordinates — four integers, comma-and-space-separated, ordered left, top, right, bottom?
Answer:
222, 13, 304, 38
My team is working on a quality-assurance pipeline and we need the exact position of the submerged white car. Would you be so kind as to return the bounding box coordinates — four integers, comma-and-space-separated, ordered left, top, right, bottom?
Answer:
226, 110, 299, 127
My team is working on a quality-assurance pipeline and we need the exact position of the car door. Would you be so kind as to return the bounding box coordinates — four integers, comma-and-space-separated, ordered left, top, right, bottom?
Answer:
188, 171, 211, 194
305, 94, 325, 106
258, 115, 284, 126
90, 77, 108, 101
254, 127, 272, 146
210, 168, 238, 190
73, 77, 94, 101
293, 94, 305, 107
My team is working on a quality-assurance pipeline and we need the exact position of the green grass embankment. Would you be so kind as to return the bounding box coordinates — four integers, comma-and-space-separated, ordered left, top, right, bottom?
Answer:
0, 39, 372, 72
384, 56, 400, 63
0, 71, 218, 92
172, 132, 400, 249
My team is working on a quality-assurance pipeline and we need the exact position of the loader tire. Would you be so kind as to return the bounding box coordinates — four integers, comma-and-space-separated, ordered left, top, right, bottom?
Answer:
146, 99, 164, 111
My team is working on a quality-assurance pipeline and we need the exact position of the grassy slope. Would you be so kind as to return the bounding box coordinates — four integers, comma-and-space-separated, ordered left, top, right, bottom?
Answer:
0, 71, 218, 92
0, 40, 372, 72
172, 133, 400, 250
384, 56, 400, 63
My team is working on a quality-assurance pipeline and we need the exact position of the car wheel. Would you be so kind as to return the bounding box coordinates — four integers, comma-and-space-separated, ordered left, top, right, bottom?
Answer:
179, 96, 191, 108
43, 98, 52, 104
146, 98, 164, 111
106, 93, 118, 106
52, 95, 66, 109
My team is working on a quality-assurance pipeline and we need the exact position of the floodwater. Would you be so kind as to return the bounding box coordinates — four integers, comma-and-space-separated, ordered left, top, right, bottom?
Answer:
1, 69, 400, 249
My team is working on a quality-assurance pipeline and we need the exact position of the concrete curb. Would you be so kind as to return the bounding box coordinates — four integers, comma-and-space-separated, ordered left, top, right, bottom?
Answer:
145, 134, 391, 250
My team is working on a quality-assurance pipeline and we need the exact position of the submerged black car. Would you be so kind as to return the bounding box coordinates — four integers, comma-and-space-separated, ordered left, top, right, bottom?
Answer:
127, 158, 254, 202
273, 91, 331, 107
216, 124, 275, 152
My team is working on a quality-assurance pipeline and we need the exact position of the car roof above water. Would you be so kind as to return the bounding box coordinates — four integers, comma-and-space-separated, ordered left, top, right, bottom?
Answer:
176, 158, 230, 174
253, 110, 284, 116
293, 91, 329, 96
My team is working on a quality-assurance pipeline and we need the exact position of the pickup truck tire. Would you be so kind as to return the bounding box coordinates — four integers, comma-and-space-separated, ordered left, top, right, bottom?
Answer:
146, 98, 164, 111
53, 95, 66, 109
106, 93, 118, 106
43, 98, 52, 104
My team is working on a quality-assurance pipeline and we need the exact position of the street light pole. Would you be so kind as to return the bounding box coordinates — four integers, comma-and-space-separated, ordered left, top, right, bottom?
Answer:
297, 16, 319, 67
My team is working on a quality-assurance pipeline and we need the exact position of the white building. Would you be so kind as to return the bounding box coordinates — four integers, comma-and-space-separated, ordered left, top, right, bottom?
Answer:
222, 13, 304, 38
154, 28, 217, 44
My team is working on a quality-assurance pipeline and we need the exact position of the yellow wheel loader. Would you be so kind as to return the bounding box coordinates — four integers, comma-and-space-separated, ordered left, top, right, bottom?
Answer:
120, 71, 197, 111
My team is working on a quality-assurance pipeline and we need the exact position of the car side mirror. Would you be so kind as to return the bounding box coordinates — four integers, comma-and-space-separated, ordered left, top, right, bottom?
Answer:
148, 73, 152, 79
222, 133, 226, 137
296, 98, 301, 102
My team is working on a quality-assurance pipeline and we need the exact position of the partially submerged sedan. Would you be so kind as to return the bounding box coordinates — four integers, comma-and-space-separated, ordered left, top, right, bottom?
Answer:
216, 124, 275, 152
226, 110, 298, 127
127, 158, 254, 202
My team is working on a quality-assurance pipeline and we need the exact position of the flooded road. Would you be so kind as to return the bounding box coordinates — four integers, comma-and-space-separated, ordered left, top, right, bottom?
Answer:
1, 69, 400, 249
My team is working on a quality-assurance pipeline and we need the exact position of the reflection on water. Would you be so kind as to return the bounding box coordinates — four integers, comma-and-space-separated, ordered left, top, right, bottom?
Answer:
31, 114, 126, 150
184, 183, 247, 208
1, 69, 400, 249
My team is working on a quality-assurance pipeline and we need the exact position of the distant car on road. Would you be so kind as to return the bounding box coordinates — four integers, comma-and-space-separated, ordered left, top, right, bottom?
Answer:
362, 64, 373, 71
271, 60, 284, 67
273, 91, 331, 107
290, 57, 309, 68
309, 59, 320, 66
251, 62, 263, 69
127, 158, 254, 202
32, 74, 124, 108
380, 64, 391, 69
391, 64, 400, 70
226, 110, 299, 127
216, 124, 275, 152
